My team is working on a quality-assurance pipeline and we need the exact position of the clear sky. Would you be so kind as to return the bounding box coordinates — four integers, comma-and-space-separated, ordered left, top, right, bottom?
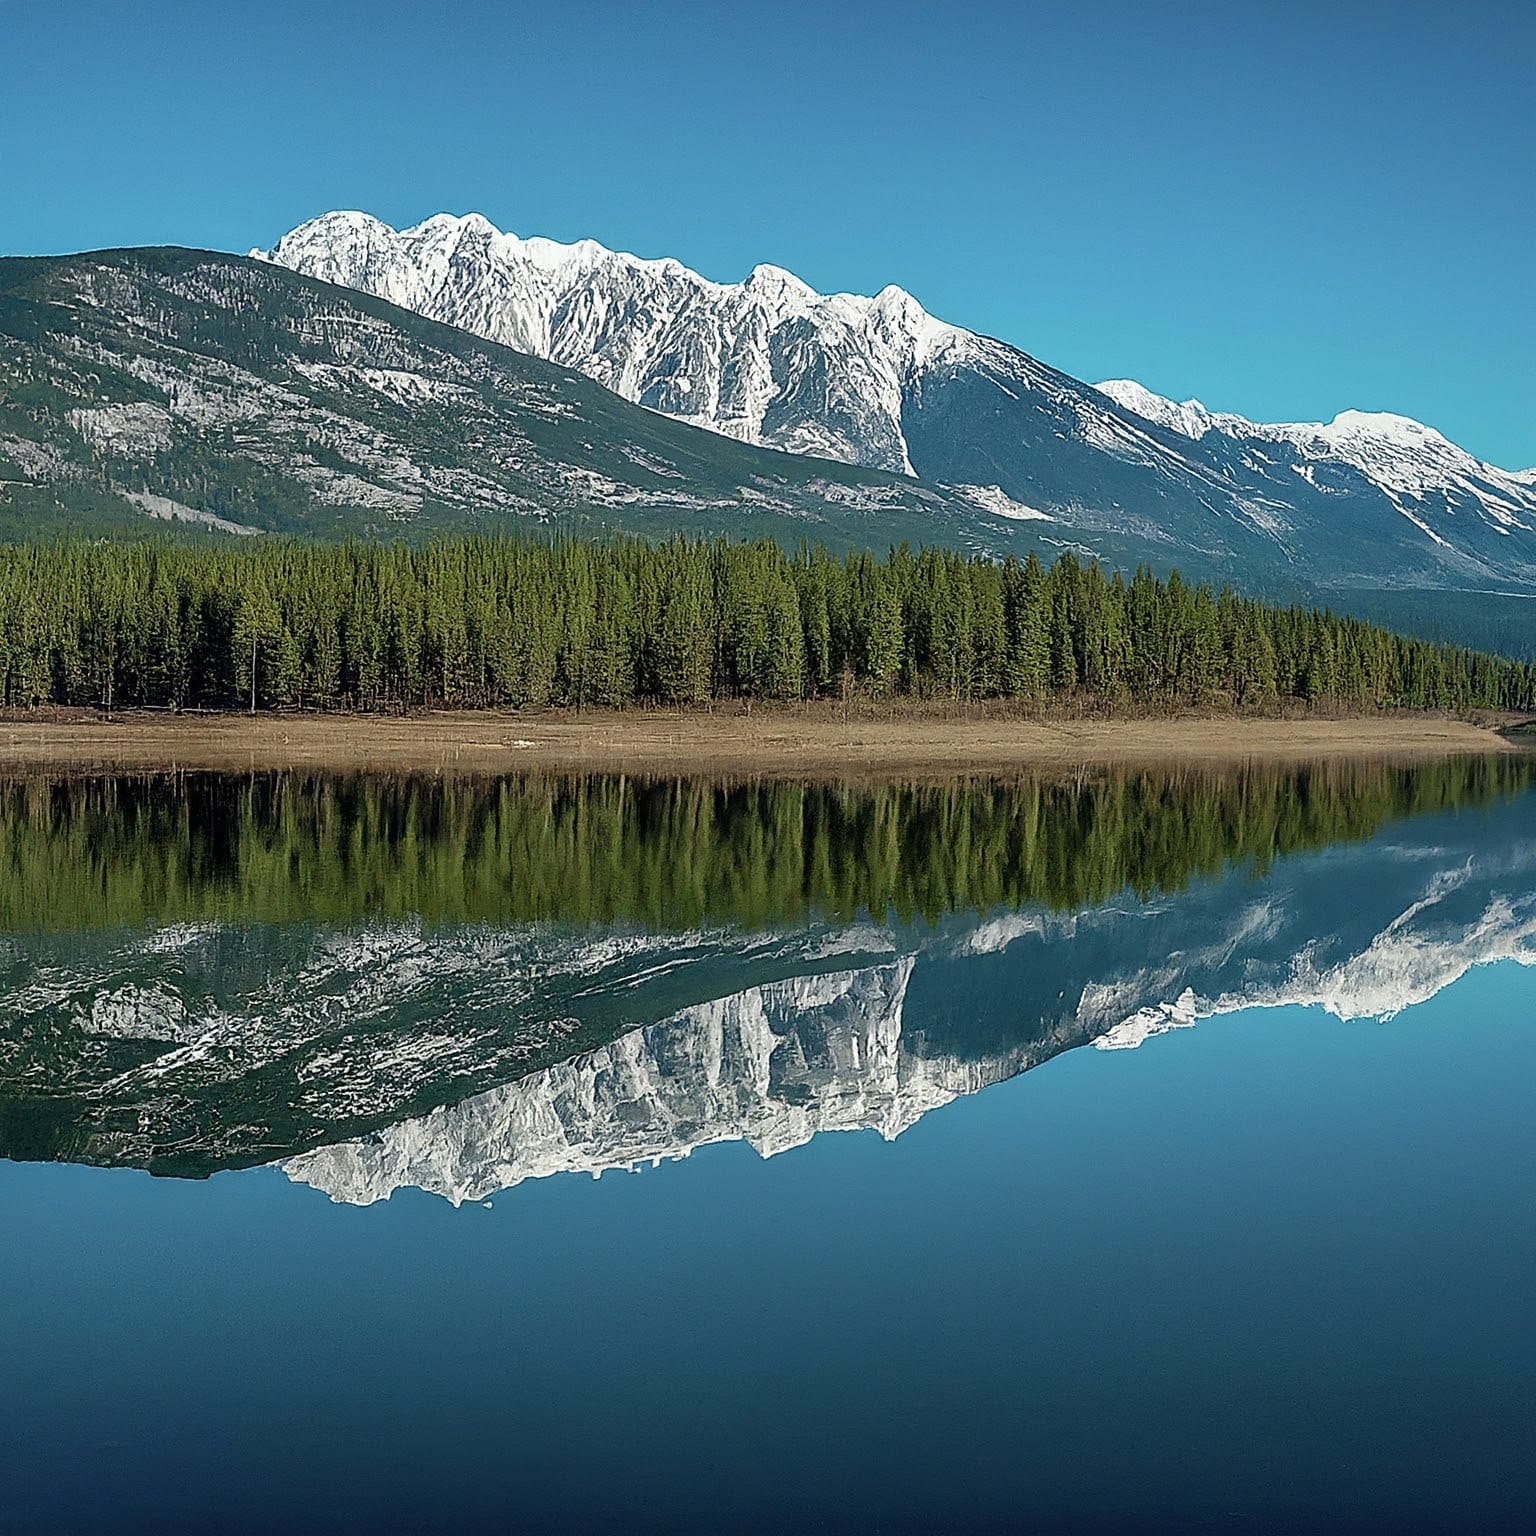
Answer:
4, 0, 1532, 467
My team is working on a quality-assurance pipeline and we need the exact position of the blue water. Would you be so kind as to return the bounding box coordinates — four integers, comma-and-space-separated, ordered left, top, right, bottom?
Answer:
4, 962, 1534, 1534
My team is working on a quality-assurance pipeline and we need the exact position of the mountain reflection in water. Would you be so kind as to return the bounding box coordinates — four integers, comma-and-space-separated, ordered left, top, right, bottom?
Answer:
1, 755, 1533, 1195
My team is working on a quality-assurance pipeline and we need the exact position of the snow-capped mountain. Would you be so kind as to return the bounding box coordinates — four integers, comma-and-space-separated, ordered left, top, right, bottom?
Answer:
261, 210, 975, 476
260, 211, 1536, 613
0, 247, 1006, 551
1097, 380, 1536, 551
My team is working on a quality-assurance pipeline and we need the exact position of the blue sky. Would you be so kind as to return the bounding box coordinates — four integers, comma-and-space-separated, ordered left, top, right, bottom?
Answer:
5, 0, 1532, 467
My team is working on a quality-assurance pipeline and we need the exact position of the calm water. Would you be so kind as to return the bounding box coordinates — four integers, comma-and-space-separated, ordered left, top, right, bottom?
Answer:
2, 760, 1535, 1533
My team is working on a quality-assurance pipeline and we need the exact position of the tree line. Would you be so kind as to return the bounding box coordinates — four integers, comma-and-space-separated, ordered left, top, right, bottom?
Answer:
4, 757, 1529, 933
0, 536, 1531, 714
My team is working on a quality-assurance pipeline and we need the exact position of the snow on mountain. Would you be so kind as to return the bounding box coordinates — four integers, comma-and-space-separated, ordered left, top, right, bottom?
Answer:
1097, 380, 1536, 542
4, 245, 1019, 550
259, 212, 1536, 599
1093, 380, 1233, 441
259, 210, 972, 475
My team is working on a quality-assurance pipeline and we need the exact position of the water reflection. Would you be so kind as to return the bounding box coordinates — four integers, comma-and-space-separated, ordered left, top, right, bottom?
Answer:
3, 757, 1526, 931
2, 757, 1533, 1191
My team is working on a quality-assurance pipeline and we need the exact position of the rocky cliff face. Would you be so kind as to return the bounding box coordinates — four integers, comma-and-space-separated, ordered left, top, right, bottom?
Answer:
262, 211, 974, 476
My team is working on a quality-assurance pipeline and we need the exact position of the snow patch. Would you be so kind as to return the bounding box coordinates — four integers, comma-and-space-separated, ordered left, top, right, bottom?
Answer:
953, 483, 1054, 522
125, 490, 261, 536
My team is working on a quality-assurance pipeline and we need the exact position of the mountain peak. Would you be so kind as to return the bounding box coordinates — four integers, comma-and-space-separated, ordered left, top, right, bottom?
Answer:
258, 210, 985, 474
1318, 409, 1451, 449
1098, 376, 1536, 548
252, 208, 392, 261
743, 261, 816, 303
1096, 379, 1221, 439
298, 208, 392, 235
1100, 380, 1515, 474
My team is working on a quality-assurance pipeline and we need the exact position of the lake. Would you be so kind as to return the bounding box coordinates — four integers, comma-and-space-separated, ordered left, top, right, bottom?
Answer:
2, 758, 1534, 1533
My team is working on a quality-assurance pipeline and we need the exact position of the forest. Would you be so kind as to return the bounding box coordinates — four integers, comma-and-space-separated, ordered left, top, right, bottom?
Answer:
0, 535, 1530, 714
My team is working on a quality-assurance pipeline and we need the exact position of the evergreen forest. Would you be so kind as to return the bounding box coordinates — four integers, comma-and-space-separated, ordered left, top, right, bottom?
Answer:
0, 536, 1531, 714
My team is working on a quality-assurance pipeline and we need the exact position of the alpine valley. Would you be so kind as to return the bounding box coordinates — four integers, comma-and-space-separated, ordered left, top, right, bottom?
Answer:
0, 213, 1532, 653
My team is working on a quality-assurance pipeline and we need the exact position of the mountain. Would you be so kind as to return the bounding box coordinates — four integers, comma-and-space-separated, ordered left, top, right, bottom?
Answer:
261, 212, 1536, 646
1096, 379, 1536, 561
0, 246, 1025, 550
4, 229, 1533, 654
261, 211, 976, 476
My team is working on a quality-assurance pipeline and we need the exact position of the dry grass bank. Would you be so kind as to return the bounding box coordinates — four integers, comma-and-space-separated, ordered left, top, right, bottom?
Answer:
0, 703, 1522, 779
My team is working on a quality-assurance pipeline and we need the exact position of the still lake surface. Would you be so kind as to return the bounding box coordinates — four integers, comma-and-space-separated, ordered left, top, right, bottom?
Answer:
2, 759, 1534, 1533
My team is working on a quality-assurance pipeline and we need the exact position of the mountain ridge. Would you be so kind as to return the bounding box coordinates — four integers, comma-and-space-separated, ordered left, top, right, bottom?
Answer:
257, 211, 1536, 642
260, 209, 971, 475
0, 244, 1029, 552
266, 211, 1535, 481
1095, 377, 1536, 539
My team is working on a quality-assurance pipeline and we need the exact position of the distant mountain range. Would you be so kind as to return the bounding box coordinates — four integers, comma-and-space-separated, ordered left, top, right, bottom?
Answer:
1, 215, 1532, 653
265, 213, 1536, 552
259, 213, 1536, 641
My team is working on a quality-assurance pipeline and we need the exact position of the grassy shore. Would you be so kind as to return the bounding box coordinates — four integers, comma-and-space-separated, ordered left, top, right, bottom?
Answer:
0, 703, 1524, 779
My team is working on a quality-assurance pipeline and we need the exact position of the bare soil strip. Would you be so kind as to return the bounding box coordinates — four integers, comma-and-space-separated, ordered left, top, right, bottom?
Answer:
0, 707, 1519, 779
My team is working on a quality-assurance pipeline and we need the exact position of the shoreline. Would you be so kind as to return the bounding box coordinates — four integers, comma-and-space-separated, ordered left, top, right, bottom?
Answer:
0, 706, 1524, 778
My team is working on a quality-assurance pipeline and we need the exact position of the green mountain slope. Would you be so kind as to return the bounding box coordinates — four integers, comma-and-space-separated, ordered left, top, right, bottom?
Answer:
0, 246, 1057, 552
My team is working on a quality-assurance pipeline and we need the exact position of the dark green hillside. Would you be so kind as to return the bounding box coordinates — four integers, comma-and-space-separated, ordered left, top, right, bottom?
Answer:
1334, 586, 1536, 663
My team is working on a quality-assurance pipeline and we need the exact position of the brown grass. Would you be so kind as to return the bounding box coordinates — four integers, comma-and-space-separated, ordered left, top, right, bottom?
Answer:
0, 701, 1521, 779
